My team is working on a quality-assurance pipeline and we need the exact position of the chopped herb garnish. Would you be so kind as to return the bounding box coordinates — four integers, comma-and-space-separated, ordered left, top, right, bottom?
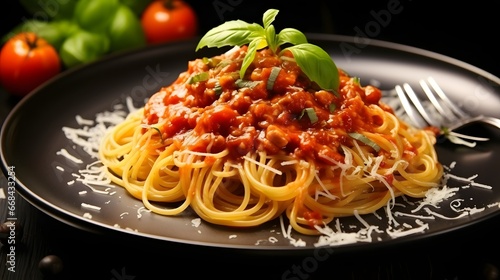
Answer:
299, 108, 318, 124
151, 127, 164, 143
235, 79, 261, 89
352, 77, 360, 85
215, 59, 232, 70
187, 72, 209, 84
348, 132, 380, 152
267, 66, 281, 91
213, 81, 223, 96
329, 103, 336, 113
202, 57, 222, 68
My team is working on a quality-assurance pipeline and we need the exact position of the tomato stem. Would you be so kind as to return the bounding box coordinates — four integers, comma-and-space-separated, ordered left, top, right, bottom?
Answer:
24, 33, 39, 53
163, 0, 175, 10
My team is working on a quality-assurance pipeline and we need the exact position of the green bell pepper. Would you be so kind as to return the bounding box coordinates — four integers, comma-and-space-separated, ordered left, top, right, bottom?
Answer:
59, 29, 110, 68
108, 4, 146, 52
74, 0, 121, 33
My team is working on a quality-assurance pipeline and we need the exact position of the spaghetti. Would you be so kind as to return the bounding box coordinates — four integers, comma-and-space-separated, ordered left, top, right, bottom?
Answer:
99, 45, 443, 235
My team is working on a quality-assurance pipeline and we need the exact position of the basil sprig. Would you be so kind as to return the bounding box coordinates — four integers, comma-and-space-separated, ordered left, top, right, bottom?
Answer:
195, 9, 339, 92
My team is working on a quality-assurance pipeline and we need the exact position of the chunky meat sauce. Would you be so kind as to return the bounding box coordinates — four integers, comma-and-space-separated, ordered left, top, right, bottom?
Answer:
143, 46, 389, 165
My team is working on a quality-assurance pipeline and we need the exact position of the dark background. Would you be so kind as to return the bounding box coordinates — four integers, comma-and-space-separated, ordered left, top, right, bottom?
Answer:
188, 0, 499, 76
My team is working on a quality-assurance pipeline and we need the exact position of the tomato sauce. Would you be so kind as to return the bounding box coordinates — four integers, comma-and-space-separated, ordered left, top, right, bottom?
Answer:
143, 46, 389, 164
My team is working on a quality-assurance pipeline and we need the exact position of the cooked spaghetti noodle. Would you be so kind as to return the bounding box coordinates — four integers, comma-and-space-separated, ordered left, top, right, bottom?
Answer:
99, 45, 443, 235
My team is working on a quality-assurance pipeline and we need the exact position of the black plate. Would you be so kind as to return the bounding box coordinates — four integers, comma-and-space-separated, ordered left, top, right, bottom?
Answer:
2, 34, 500, 253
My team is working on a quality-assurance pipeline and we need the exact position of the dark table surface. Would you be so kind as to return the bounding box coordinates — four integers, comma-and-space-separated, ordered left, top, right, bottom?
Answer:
1, 1, 500, 279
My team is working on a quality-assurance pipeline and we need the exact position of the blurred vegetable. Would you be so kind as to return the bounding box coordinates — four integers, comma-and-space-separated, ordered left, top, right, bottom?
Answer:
141, 0, 198, 44
59, 30, 110, 68
108, 5, 146, 52
74, 0, 121, 33
0, 32, 61, 96
2, 0, 153, 71
3, 20, 79, 51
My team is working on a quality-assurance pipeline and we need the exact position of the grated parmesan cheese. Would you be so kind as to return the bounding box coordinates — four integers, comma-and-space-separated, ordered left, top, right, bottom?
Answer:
242, 155, 283, 175
137, 207, 151, 219
268, 236, 278, 243
191, 218, 201, 227
81, 203, 101, 211
76, 115, 94, 126
56, 148, 83, 164
83, 212, 92, 219
386, 222, 429, 238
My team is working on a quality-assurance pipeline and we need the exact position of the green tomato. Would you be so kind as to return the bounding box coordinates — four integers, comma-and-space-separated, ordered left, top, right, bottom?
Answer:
74, 0, 121, 33
108, 5, 146, 52
60, 30, 110, 68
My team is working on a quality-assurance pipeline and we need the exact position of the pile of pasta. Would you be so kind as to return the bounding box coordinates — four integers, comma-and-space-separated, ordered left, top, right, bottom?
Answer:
99, 45, 443, 235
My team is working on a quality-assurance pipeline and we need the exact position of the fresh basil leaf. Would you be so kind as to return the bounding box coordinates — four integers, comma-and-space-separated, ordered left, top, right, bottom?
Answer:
195, 8, 340, 92
239, 38, 262, 78
196, 21, 264, 51
277, 28, 308, 46
266, 24, 278, 53
284, 43, 339, 91
262, 9, 278, 28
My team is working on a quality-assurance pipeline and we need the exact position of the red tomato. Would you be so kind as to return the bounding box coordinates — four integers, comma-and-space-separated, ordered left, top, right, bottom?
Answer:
0, 32, 61, 97
141, 0, 198, 44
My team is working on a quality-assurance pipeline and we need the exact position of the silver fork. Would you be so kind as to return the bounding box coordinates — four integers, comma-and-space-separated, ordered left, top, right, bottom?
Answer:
392, 77, 500, 145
